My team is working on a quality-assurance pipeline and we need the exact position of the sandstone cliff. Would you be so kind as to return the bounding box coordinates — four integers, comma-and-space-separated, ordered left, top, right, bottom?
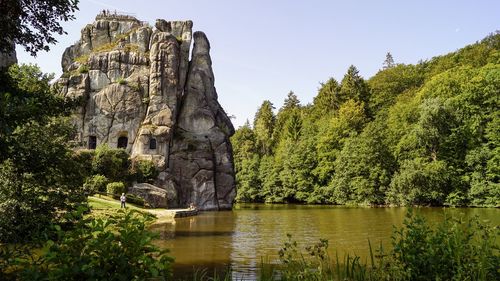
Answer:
57, 12, 235, 210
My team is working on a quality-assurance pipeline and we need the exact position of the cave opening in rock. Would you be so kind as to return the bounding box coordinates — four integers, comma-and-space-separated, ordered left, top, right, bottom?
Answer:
149, 138, 157, 149
117, 136, 128, 149
88, 136, 97, 149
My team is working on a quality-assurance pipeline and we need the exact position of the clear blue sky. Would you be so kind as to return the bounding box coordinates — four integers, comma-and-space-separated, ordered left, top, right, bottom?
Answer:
16, 0, 500, 128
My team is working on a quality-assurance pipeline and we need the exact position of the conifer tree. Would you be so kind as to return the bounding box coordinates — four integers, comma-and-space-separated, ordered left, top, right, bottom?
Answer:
253, 100, 275, 155
383, 52, 395, 69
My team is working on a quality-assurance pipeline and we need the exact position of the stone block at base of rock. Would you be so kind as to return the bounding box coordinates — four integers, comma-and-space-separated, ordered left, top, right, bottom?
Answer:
129, 183, 170, 208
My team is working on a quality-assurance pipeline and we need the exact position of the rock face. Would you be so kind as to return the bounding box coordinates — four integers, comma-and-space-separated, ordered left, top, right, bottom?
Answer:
57, 12, 235, 210
129, 183, 170, 208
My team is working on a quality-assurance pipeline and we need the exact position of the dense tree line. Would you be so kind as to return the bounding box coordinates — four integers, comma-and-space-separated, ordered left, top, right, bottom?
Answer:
232, 33, 500, 207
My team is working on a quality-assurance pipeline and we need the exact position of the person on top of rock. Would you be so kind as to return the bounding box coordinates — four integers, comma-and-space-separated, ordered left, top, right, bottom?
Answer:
120, 193, 126, 208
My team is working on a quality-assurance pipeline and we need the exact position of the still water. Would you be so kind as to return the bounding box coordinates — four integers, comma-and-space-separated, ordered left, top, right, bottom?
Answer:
151, 204, 499, 279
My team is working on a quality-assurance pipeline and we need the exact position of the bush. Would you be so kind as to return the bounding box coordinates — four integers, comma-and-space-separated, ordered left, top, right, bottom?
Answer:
73, 149, 95, 178
0, 159, 86, 243
16, 210, 173, 280
92, 144, 130, 183
374, 210, 500, 280
131, 160, 159, 184
126, 194, 145, 207
83, 174, 108, 195
106, 182, 125, 196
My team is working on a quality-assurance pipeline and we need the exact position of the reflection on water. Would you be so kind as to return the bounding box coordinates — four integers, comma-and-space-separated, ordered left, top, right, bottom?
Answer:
152, 205, 499, 280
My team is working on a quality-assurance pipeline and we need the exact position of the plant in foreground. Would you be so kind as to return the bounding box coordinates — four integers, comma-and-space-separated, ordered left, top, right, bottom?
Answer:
1, 209, 173, 280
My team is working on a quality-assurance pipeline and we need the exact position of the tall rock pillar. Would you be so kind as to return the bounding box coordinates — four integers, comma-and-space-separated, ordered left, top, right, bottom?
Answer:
170, 32, 236, 210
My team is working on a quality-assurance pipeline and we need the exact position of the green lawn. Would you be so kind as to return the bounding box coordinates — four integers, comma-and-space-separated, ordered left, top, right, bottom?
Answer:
88, 195, 148, 218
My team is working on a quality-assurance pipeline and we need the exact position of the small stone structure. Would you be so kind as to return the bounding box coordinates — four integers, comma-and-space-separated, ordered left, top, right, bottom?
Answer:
57, 13, 236, 210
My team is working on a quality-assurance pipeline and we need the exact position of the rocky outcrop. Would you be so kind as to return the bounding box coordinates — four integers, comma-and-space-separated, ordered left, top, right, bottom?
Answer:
57, 12, 235, 210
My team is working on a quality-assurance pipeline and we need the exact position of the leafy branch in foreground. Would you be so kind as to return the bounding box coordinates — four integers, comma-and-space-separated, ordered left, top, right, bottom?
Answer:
1, 209, 174, 281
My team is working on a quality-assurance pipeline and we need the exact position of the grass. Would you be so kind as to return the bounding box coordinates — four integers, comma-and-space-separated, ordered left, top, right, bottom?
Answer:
87, 195, 175, 221
88, 195, 147, 219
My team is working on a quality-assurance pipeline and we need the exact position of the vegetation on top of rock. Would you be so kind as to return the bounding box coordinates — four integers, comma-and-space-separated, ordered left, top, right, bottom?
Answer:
116, 77, 127, 85
74, 54, 89, 65
232, 32, 500, 207
78, 64, 89, 74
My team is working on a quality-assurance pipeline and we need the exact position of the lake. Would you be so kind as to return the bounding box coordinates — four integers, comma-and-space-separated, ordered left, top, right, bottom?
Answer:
151, 204, 499, 280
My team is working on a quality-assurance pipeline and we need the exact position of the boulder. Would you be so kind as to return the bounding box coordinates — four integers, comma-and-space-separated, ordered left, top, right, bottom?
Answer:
129, 183, 172, 208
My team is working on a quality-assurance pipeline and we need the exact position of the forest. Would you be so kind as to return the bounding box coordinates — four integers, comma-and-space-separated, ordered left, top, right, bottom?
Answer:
232, 32, 499, 207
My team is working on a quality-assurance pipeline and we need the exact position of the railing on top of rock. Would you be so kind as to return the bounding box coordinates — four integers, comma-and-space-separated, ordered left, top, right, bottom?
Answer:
95, 10, 146, 25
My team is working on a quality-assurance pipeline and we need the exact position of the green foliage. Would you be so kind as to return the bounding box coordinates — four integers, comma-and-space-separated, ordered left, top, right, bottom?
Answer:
106, 182, 126, 196
387, 158, 451, 206
92, 144, 130, 183
0, 64, 85, 243
312, 78, 341, 117
5, 210, 173, 280
74, 54, 89, 64
232, 32, 500, 207
78, 64, 89, 74
126, 194, 145, 207
315, 99, 367, 187
72, 149, 95, 180
83, 174, 108, 194
381, 210, 500, 281
253, 100, 276, 155
123, 43, 140, 53
0, 65, 72, 146
0, 0, 79, 56
231, 121, 260, 202
339, 65, 369, 108
131, 159, 159, 184
94, 41, 119, 53
284, 109, 302, 142
368, 64, 424, 113
330, 121, 395, 205
116, 77, 127, 85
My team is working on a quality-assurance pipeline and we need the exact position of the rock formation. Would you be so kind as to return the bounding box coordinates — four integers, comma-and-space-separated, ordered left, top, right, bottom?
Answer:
57, 12, 235, 210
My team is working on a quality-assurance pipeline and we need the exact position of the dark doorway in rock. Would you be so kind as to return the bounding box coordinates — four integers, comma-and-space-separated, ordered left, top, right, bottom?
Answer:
88, 136, 97, 149
149, 138, 157, 150
117, 136, 128, 149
